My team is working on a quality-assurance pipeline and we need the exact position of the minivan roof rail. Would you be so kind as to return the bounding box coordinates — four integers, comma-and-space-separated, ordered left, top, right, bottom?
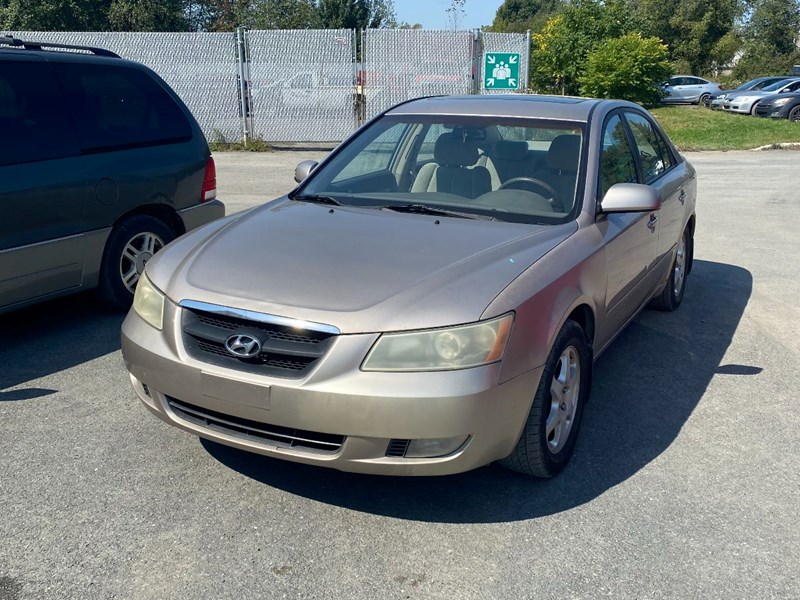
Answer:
0, 35, 120, 58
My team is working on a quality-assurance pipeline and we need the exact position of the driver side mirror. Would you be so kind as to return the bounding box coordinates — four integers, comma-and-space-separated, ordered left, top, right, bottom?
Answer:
601, 183, 662, 213
294, 160, 319, 183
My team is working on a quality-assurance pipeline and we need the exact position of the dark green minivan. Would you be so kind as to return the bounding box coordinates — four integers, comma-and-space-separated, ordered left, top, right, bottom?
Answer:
0, 37, 225, 313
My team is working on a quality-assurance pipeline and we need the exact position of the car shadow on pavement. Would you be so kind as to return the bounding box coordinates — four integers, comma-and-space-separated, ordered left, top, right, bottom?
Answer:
0, 292, 124, 397
204, 259, 753, 523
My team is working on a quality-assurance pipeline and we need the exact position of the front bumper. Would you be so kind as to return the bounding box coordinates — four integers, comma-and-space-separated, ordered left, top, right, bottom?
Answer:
121, 301, 542, 476
177, 199, 225, 232
722, 101, 755, 114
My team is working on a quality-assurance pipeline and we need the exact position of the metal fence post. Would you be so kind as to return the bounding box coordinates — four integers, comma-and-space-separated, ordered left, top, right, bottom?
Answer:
471, 30, 481, 95
235, 27, 250, 145
525, 29, 531, 91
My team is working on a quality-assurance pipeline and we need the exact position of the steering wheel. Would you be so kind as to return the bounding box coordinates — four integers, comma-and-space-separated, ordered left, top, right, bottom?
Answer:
498, 177, 561, 208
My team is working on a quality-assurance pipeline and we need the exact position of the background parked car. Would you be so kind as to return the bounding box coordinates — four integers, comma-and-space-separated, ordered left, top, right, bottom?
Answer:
722, 77, 800, 114
753, 90, 800, 120
704, 76, 789, 109
661, 75, 723, 105
0, 36, 224, 313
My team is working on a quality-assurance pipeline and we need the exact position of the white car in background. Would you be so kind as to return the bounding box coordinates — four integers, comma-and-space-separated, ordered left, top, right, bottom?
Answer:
661, 76, 723, 105
723, 78, 800, 114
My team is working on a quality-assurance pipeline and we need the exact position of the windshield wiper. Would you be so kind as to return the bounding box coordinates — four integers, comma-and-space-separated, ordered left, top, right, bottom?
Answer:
380, 203, 494, 220
292, 194, 343, 206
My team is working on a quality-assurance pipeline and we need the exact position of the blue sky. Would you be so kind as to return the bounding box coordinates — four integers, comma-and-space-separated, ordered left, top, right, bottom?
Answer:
394, 0, 505, 30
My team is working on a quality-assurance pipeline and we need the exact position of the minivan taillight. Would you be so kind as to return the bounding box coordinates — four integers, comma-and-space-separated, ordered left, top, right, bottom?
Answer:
201, 157, 217, 203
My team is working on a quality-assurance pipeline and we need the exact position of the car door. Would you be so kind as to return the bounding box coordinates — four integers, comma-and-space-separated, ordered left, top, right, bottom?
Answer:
595, 113, 659, 343
623, 111, 688, 276
0, 55, 86, 309
683, 77, 706, 102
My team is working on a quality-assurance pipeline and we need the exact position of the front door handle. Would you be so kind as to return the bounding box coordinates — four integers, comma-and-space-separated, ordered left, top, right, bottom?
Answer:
679, 189, 687, 205
647, 213, 659, 231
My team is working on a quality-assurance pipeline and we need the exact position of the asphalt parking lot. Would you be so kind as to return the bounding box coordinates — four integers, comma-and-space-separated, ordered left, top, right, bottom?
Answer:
1, 150, 798, 600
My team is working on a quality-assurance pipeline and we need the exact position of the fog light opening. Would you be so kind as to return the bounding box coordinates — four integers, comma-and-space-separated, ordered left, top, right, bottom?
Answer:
403, 435, 470, 459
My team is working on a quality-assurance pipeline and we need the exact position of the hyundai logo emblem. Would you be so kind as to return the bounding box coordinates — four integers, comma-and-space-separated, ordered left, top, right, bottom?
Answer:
224, 334, 261, 358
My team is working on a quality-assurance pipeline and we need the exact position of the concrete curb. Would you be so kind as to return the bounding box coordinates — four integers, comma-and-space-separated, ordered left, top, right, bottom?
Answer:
751, 142, 800, 151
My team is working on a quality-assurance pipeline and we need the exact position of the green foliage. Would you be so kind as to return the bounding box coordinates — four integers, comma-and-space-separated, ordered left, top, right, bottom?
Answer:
317, 0, 396, 29
734, 0, 800, 79
0, 0, 113, 30
487, 0, 562, 33
529, 0, 632, 95
580, 33, 671, 106
108, 0, 186, 31
251, 0, 319, 29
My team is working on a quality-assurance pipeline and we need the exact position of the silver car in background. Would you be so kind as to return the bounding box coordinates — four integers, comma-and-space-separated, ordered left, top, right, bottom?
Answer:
706, 76, 788, 109
723, 77, 800, 114
122, 95, 697, 478
661, 75, 722, 104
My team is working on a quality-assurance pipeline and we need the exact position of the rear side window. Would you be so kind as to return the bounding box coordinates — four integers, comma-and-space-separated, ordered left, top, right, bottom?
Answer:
55, 63, 192, 152
0, 61, 80, 166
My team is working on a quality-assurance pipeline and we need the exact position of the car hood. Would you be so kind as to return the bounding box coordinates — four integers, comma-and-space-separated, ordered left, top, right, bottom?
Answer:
727, 90, 775, 100
147, 198, 576, 333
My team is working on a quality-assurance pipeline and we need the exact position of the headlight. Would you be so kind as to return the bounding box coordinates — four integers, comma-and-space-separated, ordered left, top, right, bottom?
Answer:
133, 272, 165, 330
362, 314, 513, 372
772, 97, 792, 106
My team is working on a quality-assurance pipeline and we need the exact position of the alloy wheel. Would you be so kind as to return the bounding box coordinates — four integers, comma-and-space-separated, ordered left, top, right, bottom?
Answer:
119, 232, 165, 293
546, 345, 581, 454
673, 233, 687, 297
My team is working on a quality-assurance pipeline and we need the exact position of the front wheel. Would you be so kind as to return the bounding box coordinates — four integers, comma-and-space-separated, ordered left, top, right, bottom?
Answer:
499, 320, 591, 478
699, 93, 710, 106
789, 106, 800, 122
650, 226, 690, 311
98, 215, 176, 309
750, 102, 760, 116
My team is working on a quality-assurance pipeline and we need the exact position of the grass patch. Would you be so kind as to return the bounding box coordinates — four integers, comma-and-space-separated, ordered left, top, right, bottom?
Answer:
208, 137, 273, 152
650, 106, 800, 151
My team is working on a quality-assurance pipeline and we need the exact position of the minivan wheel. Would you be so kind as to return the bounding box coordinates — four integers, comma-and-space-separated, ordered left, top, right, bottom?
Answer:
499, 320, 590, 478
650, 227, 690, 311
98, 215, 175, 309
789, 106, 800, 122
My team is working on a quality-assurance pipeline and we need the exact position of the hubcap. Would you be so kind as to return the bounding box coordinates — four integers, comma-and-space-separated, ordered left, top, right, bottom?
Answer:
120, 232, 165, 293
673, 233, 687, 296
546, 346, 581, 454
791, 108, 800, 122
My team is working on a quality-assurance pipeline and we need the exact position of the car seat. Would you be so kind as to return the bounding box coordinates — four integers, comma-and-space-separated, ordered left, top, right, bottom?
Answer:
411, 133, 492, 198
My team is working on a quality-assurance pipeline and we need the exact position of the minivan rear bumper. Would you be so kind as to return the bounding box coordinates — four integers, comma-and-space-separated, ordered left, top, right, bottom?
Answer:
178, 199, 225, 232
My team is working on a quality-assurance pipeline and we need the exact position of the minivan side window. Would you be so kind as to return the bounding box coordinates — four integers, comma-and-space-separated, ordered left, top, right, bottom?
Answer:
55, 64, 192, 152
0, 61, 80, 166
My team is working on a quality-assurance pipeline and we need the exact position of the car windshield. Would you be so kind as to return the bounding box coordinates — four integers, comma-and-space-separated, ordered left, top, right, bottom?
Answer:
296, 115, 584, 225
762, 79, 795, 92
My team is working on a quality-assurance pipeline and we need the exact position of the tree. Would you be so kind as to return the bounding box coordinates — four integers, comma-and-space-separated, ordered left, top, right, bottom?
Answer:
580, 32, 671, 105
446, 0, 466, 30
317, 0, 396, 29
251, 0, 319, 28
108, 0, 187, 30
0, 0, 112, 30
734, 0, 800, 78
487, 0, 563, 33
529, 0, 631, 94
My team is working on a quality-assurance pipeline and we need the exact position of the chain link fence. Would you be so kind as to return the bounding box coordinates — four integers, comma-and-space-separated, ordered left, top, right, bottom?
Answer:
361, 29, 476, 121
7, 29, 530, 143
480, 32, 531, 94
246, 29, 356, 142
8, 31, 242, 141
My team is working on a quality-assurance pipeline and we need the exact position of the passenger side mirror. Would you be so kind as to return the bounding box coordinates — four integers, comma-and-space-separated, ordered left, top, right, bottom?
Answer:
294, 160, 319, 183
601, 183, 662, 213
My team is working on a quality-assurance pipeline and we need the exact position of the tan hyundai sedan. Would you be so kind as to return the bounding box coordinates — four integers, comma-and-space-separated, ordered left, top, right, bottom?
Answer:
122, 95, 696, 478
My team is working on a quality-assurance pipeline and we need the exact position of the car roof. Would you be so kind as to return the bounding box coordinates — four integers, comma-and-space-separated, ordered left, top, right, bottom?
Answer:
386, 95, 607, 122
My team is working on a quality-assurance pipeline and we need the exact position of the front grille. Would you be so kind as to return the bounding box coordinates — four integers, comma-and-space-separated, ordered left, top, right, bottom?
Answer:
167, 397, 345, 454
181, 304, 337, 379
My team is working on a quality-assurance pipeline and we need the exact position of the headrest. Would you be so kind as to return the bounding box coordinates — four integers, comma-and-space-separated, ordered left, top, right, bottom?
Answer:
547, 135, 581, 172
434, 134, 479, 167
494, 140, 529, 161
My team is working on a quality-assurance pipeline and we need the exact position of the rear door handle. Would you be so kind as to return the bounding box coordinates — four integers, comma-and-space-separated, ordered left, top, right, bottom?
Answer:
647, 214, 659, 231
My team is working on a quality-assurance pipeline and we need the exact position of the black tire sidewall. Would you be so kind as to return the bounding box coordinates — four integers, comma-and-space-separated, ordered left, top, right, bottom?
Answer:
99, 215, 175, 309
789, 106, 800, 121
534, 321, 591, 475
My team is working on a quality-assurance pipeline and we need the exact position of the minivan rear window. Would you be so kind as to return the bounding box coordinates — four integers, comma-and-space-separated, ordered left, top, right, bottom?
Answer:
0, 61, 80, 166
55, 63, 192, 153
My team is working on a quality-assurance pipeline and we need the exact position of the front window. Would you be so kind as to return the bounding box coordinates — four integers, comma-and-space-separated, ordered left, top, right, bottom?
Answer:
296, 115, 585, 224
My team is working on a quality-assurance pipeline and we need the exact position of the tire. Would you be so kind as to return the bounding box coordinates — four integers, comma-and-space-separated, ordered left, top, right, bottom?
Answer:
750, 102, 760, 116
650, 226, 690, 311
499, 320, 591, 478
699, 93, 710, 106
97, 215, 176, 310
789, 106, 800, 122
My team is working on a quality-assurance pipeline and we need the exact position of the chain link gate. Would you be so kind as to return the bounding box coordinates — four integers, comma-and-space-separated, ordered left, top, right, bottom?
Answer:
245, 29, 357, 143
360, 29, 477, 122
8, 31, 242, 141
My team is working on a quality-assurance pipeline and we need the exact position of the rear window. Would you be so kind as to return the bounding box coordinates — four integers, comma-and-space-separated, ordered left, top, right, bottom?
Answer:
55, 63, 192, 153
0, 61, 80, 166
